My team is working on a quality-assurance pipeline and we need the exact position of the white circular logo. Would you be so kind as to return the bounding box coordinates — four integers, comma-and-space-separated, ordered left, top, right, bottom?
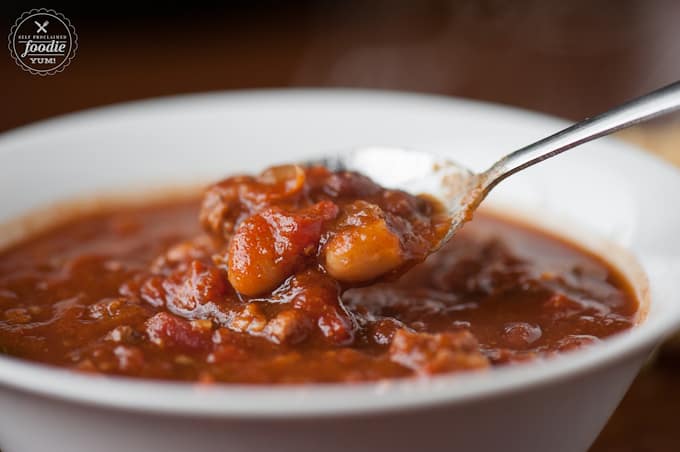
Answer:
8, 9, 78, 76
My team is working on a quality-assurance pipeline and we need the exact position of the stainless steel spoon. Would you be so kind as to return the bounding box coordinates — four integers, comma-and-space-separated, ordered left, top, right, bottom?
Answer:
310, 80, 680, 251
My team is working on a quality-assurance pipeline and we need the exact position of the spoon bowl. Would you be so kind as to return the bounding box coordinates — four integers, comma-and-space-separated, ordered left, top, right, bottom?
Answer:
306, 146, 481, 247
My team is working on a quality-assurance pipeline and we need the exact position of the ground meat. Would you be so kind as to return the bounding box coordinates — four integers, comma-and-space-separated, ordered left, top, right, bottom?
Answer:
389, 329, 490, 375
145, 312, 212, 351
263, 309, 313, 345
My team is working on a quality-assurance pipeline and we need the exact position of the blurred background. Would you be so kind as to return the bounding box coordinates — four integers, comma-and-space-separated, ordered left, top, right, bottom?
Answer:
1, 1, 679, 449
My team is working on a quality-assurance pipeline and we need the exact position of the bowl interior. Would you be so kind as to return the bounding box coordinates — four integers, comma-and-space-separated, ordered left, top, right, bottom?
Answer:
0, 89, 679, 416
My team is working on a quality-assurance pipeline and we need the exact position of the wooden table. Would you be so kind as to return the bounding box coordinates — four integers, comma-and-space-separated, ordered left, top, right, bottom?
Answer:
1, 2, 679, 449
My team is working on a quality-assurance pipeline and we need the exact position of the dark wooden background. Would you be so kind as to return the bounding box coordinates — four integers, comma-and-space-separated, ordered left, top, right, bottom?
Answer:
1, 1, 679, 450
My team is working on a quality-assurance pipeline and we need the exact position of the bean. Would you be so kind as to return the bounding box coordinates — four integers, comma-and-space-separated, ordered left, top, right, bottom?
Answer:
323, 217, 404, 283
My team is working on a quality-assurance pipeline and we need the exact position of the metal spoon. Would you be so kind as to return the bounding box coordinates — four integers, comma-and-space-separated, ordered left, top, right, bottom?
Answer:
310, 80, 680, 251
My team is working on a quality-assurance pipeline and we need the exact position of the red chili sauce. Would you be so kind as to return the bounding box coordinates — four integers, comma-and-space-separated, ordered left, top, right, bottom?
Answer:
0, 165, 638, 383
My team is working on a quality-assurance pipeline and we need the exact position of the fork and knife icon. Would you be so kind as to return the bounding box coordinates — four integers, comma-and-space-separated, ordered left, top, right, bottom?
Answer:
34, 20, 49, 33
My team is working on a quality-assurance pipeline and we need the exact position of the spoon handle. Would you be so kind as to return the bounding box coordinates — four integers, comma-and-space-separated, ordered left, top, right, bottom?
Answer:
484, 80, 680, 191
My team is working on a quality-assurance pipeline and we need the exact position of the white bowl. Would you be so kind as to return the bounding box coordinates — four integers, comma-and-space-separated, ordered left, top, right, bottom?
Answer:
1, 90, 679, 452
